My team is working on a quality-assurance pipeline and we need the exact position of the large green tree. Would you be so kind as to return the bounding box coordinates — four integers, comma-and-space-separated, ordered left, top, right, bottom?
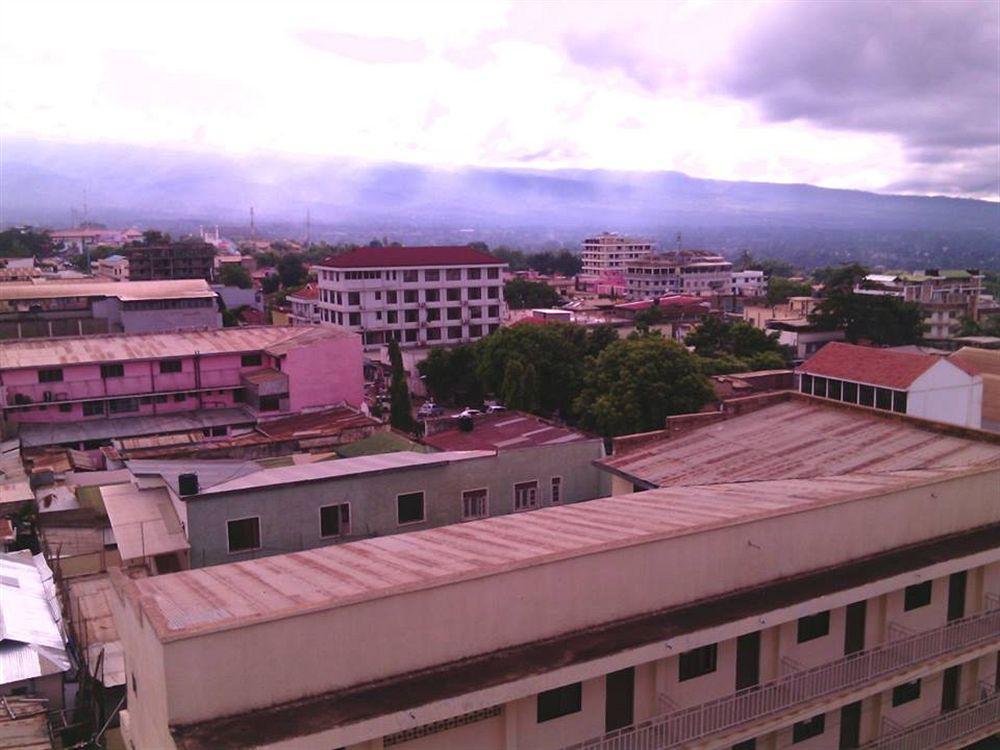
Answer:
388, 339, 415, 432
575, 335, 714, 436
0, 228, 52, 257
766, 277, 813, 305
685, 317, 784, 359
277, 254, 308, 288
218, 263, 252, 289
417, 345, 483, 405
504, 278, 562, 309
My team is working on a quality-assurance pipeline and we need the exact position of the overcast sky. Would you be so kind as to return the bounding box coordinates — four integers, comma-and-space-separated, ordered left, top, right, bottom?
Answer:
1, 0, 997, 199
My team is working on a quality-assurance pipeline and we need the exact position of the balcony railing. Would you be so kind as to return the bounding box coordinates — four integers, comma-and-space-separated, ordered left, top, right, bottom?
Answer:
861, 691, 999, 750
565, 607, 1000, 750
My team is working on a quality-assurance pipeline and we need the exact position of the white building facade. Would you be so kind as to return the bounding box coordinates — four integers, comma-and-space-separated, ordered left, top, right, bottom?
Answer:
315, 246, 507, 347
624, 251, 734, 300
581, 233, 654, 278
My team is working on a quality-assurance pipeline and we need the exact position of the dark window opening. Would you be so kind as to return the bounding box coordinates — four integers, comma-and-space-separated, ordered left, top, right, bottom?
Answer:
537, 682, 582, 723
397, 492, 425, 525
241, 354, 262, 367
891, 679, 921, 707
797, 611, 830, 643
160, 359, 183, 374
39, 368, 63, 383
679, 643, 718, 681
101, 364, 125, 379
843, 381, 858, 403
227, 517, 260, 553
320, 504, 351, 537
792, 714, 825, 743
904, 581, 932, 611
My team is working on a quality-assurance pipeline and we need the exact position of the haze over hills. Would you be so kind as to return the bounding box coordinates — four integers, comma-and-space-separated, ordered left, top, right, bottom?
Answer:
2, 139, 998, 268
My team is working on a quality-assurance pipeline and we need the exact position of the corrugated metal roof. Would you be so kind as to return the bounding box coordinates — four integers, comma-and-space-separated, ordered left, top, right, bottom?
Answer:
0, 279, 215, 302
0, 552, 69, 686
422, 413, 590, 452
0, 325, 354, 370
126, 466, 981, 642
601, 400, 1000, 488
101, 484, 189, 562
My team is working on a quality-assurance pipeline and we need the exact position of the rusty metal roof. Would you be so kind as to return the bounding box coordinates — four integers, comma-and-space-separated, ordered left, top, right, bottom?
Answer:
123, 465, 982, 643
601, 399, 1000, 488
0, 325, 354, 370
0, 278, 216, 302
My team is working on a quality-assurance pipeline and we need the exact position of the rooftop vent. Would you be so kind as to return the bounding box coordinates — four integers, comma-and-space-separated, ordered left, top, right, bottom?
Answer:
178, 473, 199, 496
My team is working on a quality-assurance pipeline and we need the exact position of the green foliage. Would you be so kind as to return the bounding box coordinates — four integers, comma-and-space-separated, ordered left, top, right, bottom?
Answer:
504, 278, 562, 309
388, 339, 415, 432
814, 263, 869, 291
735, 252, 795, 277
809, 290, 925, 345
575, 335, 715, 437
633, 305, 666, 332
416, 346, 483, 405
141, 229, 171, 245
221, 305, 250, 327
277, 254, 307, 288
0, 228, 52, 258
585, 325, 619, 357
218, 263, 252, 289
490, 247, 582, 276
254, 251, 278, 268
695, 350, 787, 375
685, 317, 784, 359
260, 274, 280, 294
766, 277, 813, 305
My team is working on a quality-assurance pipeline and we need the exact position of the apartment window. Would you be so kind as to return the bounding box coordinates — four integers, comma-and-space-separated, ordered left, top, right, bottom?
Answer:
487, 286, 500, 299
387, 290, 398, 304
551, 477, 562, 504
904, 581, 932, 610
514, 481, 538, 510
487, 305, 500, 317
444, 268, 461, 281
422, 269, 439, 282
227, 517, 261, 553
108, 397, 139, 414
891, 679, 921, 706
320, 503, 351, 538
462, 489, 488, 520
426, 328, 442, 341
447, 326, 463, 339
347, 292, 360, 306
446, 288, 461, 302
38, 368, 63, 383
792, 714, 825, 743
404, 309, 419, 323
469, 324, 483, 337
892, 391, 907, 413
487, 268, 499, 279
858, 384, 875, 407
470, 306, 483, 319
101, 363, 125, 379
468, 287, 482, 300
82, 401, 104, 416
159, 359, 183, 374
827, 379, 842, 401
374, 291, 382, 301
348, 313, 361, 326
387, 310, 398, 324
843, 381, 858, 403
678, 643, 717, 681
426, 308, 441, 322
173, 393, 186, 402
797, 611, 830, 643
425, 289, 440, 303
468, 268, 481, 280
812, 376, 827, 398
537, 683, 582, 723
875, 387, 893, 411
403, 270, 418, 283
404, 290, 418, 304
397, 492, 425, 525
404, 329, 418, 343
799, 374, 813, 394
447, 307, 462, 320
259, 394, 282, 412
241, 354, 262, 368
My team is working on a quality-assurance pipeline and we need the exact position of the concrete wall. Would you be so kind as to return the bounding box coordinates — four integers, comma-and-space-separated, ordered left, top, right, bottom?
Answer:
908, 360, 983, 429
184, 441, 609, 567
134, 468, 999, 727
282, 330, 364, 412
120, 305, 222, 334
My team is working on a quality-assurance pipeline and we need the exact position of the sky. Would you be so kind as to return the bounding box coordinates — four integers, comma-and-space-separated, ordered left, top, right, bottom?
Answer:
1, 0, 997, 199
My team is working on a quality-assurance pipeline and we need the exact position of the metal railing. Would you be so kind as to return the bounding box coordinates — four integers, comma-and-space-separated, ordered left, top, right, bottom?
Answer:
566, 607, 1000, 750
861, 691, 999, 750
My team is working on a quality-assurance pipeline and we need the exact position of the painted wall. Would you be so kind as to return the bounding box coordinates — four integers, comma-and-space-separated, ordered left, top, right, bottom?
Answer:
907, 360, 983, 429
282, 330, 363, 411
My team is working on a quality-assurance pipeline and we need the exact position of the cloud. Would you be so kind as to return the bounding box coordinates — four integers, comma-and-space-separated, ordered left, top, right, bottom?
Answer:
295, 30, 426, 64
718, 0, 999, 196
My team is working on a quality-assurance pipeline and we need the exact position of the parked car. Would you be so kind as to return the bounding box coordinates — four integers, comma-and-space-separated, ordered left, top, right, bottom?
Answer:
486, 404, 506, 413
454, 407, 483, 419
418, 402, 445, 418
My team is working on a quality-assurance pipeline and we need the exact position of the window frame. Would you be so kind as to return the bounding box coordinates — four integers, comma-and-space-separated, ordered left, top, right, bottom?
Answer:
678, 643, 718, 682
536, 682, 582, 723
241, 353, 263, 368
100, 363, 125, 379
226, 516, 261, 554
792, 713, 826, 743
891, 679, 921, 707
903, 581, 932, 611
319, 502, 351, 539
551, 476, 563, 504
513, 480, 539, 511
159, 359, 183, 374
797, 610, 831, 643
38, 368, 64, 383
461, 488, 489, 520
397, 491, 426, 526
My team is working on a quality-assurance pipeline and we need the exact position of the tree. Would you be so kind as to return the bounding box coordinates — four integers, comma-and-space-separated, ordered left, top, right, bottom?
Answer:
260, 274, 280, 294
685, 317, 784, 359
586, 325, 619, 357
810, 293, 925, 345
254, 251, 278, 268
417, 345, 483, 405
504, 278, 562, 309
218, 263, 252, 289
141, 230, 171, 245
766, 277, 813, 306
277, 254, 307, 288
388, 339, 415, 432
575, 335, 714, 436
0, 228, 52, 257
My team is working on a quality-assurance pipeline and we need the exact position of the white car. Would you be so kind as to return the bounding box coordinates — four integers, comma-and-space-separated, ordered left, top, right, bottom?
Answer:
454, 408, 483, 419
486, 404, 506, 414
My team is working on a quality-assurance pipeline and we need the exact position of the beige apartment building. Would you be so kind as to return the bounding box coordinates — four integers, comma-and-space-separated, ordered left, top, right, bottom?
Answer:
109, 395, 999, 750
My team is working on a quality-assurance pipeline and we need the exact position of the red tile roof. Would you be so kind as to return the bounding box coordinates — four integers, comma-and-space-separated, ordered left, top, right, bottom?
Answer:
287, 283, 319, 301
318, 246, 504, 269
797, 342, 963, 389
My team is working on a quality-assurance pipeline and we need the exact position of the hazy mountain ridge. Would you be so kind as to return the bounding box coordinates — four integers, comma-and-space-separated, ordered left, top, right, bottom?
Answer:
1, 139, 997, 267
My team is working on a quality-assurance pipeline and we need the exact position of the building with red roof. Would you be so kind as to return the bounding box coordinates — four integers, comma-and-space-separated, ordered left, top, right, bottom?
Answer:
287, 283, 320, 326
314, 245, 507, 348
796, 342, 983, 428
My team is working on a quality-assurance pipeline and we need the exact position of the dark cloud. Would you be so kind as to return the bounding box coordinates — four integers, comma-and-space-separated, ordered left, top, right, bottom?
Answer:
720, 0, 998, 196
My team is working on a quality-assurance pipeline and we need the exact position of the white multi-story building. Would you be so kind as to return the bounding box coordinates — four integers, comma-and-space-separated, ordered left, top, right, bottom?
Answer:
315, 246, 507, 347
731, 269, 768, 297
625, 251, 733, 300
856, 270, 985, 340
287, 284, 320, 326
581, 233, 654, 278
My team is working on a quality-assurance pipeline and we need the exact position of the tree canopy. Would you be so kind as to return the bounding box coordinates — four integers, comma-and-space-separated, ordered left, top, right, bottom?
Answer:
218, 263, 252, 289
388, 339, 415, 432
575, 335, 714, 436
503, 278, 562, 309
766, 277, 813, 305
277, 254, 308, 288
0, 228, 52, 258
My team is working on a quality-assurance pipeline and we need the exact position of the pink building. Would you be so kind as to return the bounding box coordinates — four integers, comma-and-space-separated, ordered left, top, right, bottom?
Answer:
0, 326, 363, 446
